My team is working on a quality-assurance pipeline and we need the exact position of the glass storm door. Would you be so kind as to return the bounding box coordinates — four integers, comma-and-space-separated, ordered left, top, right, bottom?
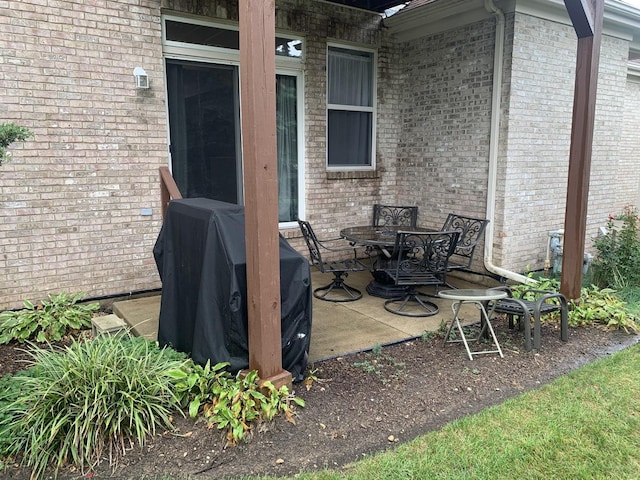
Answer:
166, 60, 242, 204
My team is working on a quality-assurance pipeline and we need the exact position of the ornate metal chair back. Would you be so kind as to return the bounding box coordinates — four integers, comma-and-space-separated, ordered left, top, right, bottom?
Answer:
372, 204, 418, 228
388, 230, 460, 287
441, 214, 489, 270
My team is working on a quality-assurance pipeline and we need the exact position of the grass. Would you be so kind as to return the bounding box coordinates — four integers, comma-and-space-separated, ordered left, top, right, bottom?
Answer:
249, 342, 640, 480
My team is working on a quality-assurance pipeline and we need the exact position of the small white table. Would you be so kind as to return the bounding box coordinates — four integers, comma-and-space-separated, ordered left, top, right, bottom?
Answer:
438, 289, 507, 360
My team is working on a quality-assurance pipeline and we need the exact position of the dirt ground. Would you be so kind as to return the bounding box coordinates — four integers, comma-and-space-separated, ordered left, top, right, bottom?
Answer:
1, 318, 638, 480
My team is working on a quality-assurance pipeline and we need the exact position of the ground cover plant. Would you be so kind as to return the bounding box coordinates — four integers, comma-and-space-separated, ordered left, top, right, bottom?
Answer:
0, 292, 99, 344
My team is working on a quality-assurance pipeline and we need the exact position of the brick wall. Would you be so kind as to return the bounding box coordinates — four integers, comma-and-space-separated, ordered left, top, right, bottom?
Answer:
620, 75, 640, 211
395, 19, 496, 271
0, 0, 402, 308
0, 0, 167, 309
394, 10, 640, 274
498, 13, 636, 272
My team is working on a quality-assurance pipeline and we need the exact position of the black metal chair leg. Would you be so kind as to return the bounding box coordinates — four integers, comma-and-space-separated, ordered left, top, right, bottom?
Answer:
313, 273, 362, 302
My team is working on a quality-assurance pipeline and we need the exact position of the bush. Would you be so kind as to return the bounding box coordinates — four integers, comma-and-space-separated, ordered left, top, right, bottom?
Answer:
0, 122, 32, 166
511, 276, 639, 333
0, 335, 187, 478
167, 360, 304, 446
0, 292, 99, 344
591, 206, 640, 289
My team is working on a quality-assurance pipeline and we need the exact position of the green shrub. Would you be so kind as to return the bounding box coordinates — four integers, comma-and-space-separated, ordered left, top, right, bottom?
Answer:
0, 335, 187, 478
591, 206, 640, 289
167, 360, 304, 446
0, 122, 32, 165
511, 277, 639, 333
0, 292, 99, 344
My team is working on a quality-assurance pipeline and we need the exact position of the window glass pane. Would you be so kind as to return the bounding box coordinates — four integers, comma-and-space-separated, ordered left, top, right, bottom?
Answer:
328, 47, 372, 107
276, 75, 299, 222
327, 110, 372, 167
166, 20, 303, 59
166, 21, 239, 49
276, 38, 302, 58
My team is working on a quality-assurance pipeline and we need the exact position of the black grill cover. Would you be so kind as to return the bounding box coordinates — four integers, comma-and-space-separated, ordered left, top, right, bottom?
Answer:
153, 198, 311, 382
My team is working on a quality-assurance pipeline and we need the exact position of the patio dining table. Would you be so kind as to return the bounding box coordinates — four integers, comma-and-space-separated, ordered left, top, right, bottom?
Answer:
340, 225, 434, 298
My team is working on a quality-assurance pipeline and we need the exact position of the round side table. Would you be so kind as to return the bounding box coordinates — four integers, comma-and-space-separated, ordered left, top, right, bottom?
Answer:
438, 288, 507, 360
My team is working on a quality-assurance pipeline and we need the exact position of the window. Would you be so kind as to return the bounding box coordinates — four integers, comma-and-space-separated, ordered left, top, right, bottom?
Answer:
327, 45, 375, 169
162, 16, 305, 226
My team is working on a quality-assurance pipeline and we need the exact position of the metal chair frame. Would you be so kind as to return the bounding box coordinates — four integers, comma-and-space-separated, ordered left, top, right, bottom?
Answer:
297, 219, 370, 302
441, 213, 489, 271
382, 230, 459, 317
487, 286, 569, 351
372, 204, 419, 228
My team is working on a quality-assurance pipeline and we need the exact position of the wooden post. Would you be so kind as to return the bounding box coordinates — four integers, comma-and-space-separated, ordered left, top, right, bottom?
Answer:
239, 0, 291, 389
560, 0, 604, 300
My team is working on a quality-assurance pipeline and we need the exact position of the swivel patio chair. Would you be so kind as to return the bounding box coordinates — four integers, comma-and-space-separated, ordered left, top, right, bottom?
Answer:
382, 230, 459, 317
487, 286, 568, 351
297, 219, 370, 302
372, 204, 419, 228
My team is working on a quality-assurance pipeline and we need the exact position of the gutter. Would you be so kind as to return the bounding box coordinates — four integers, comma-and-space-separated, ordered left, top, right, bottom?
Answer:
483, 0, 537, 285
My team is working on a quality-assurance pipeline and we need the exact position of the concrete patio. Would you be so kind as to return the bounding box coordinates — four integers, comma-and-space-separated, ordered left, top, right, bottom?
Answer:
112, 269, 498, 363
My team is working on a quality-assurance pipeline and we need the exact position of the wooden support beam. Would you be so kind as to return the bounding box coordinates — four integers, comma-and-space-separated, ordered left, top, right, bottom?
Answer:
560, 0, 604, 300
564, 0, 595, 38
239, 0, 291, 389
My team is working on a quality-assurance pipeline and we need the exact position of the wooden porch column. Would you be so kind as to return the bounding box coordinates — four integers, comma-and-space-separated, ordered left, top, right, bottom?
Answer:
239, 0, 291, 388
560, 0, 604, 300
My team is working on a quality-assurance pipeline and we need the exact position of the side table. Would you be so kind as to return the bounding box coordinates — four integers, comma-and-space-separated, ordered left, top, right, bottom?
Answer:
439, 289, 507, 360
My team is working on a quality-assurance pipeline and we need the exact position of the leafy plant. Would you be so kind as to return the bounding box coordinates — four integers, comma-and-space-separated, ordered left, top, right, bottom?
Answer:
509, 276, 639, 333
591, 206, 640, 289
166, 360, 304, 446
0, 292, 99, 344
0, 335, 187, 478
569, 285, 639, 333
0, 122, 32, 166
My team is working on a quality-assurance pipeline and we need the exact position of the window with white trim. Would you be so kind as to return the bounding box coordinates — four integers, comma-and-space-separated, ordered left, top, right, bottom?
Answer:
327, 45, 376, 170
162, 16, 305, 227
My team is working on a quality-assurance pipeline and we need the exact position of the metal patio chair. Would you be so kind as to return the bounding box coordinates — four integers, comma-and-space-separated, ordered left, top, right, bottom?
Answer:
382, 230, 459, 317
441, 213, 489, 272
487, 286, 569, 351
297, 219, 370, 302
372, 204, 419, 228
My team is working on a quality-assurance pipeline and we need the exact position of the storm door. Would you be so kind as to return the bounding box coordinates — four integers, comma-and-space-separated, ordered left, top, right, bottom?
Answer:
166, 60, 242, 204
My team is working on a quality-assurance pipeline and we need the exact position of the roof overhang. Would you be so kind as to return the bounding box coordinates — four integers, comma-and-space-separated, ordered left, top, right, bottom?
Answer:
386, 0, 640, 48
321, 0, 408, 13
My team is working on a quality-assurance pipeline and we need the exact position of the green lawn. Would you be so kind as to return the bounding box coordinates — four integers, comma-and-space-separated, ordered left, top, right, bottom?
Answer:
249, 342, 640, 480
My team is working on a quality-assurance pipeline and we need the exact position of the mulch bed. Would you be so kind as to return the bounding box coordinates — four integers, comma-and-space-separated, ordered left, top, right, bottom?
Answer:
0, 317, 637, 479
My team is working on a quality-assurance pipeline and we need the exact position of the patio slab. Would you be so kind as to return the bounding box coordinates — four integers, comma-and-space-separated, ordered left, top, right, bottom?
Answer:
112, 269, 498, 362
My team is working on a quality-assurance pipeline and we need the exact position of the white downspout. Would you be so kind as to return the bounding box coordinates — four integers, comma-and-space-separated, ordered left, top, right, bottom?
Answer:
483, 0, 536, 284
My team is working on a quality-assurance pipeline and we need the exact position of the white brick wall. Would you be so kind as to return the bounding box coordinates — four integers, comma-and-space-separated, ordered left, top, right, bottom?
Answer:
0, 0, 402, 308
620, 76, 640, 212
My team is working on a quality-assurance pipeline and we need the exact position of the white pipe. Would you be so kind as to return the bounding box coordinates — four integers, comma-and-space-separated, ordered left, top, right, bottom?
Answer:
483, 0, 537, 285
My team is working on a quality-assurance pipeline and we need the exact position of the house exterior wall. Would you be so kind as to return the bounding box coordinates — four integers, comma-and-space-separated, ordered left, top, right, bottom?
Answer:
394, 7, 640, 275
0, 0, 401, 309
396, 19, 495, 272
621, 74, 640, 209
0, 0, 168, 309
499, 12, 636, 272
